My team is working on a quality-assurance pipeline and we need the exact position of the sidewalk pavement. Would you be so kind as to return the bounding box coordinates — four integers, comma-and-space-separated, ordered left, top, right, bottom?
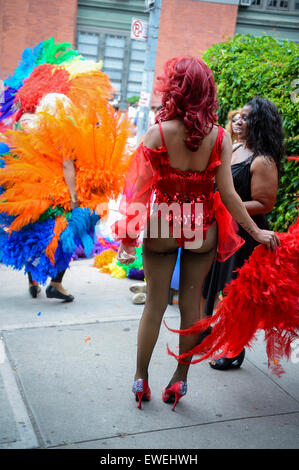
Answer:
0, 258, 298, 450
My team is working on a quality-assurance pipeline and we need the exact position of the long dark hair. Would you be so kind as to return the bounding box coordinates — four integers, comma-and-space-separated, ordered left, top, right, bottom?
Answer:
245, 97, 284, 172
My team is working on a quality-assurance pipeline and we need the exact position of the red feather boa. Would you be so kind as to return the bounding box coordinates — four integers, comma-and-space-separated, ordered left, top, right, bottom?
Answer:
166, 218, 299, 377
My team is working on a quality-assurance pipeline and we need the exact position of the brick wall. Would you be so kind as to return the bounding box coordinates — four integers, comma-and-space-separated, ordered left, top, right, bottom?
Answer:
152, 0, 238, 106
0, 0, 78, 80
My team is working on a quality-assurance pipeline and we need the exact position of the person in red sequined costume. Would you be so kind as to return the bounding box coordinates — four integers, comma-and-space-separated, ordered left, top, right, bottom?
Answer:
113, 56, 280, 410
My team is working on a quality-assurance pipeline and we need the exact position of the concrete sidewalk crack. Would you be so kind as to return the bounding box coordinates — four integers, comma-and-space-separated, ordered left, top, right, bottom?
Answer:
48, 410, 299, 449
247, 357, 299, 406
2, 339, 45, 449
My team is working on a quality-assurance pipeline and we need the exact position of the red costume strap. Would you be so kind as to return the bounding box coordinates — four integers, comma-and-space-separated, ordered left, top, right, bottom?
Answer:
208, 126, 223, 170
158, 121, 167, 148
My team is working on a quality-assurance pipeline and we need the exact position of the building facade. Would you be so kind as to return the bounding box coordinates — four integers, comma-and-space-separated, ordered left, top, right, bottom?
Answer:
236, 0, 299, 43
152, 0, 239, 106
75, 0, 241, 107
0, 0, 78, 80
76, 1, 149, 106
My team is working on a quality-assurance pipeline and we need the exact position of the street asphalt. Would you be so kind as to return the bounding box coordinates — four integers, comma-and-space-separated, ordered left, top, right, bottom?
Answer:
0, 256, 298, 450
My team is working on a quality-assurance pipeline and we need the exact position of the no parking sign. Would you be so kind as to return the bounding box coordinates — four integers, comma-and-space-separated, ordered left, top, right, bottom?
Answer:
131, 18, 148, 41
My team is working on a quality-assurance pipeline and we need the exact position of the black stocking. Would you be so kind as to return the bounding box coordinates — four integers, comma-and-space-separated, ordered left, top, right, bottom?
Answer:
169, 245, 217, 384
51, 270, 66, 283
27, 270, 66, 285
134, 223, 217, 385
134, 243, 178, 381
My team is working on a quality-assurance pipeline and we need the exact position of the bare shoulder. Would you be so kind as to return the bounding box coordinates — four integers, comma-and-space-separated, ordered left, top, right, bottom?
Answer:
222, 128, 232, 143
159, 119, 183, 137
220, 128, 232, 152
251, 155, 277, 172
143, 123, 162, 148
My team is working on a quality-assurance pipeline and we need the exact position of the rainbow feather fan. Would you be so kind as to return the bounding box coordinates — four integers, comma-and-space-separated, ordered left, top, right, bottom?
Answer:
0, 96, 132, 278
0, 39, 133, 281
0, 37, 107, 129
0, 97, 132, 231
0, 208, 98, 283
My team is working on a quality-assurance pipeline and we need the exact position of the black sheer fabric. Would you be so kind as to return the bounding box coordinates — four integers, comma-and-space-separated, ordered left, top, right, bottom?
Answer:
202, 155, 269, 315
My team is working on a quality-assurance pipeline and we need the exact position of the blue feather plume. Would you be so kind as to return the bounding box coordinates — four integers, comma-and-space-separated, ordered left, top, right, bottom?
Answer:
4, 42, 43, 90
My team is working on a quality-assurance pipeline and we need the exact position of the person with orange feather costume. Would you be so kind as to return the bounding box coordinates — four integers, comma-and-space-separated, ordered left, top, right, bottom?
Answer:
0, 75, 132, 301
18, 93, 81, 300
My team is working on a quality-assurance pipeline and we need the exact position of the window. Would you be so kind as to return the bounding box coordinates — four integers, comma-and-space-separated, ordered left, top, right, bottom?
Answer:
77, 32, 99, 62
76, 28, 146, 106
267, 0, 289, 8
102, 35, 126, 95
243, 0, 299, 9
127, 40, 146, 98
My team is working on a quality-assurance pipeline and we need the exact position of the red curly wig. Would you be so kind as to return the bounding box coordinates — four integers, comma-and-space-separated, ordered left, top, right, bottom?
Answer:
155, 56, 218, 151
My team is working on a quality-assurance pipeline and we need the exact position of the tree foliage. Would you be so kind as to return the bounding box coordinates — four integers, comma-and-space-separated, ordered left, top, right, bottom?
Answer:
203, 34, 298, 231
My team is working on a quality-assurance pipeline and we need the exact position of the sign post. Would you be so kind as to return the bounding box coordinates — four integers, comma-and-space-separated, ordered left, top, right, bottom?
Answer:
135, 0, 162, 145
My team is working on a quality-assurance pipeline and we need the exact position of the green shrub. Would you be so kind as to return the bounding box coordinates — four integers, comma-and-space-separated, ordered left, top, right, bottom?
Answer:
203, 34, 298, 231
268, 157, 299, 232
127, 96, 139, 104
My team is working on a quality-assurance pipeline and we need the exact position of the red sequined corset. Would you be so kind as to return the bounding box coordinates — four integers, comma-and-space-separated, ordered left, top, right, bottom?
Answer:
153, 152, 220, 228
145, 124, 224, 238
112, 123, 244, 261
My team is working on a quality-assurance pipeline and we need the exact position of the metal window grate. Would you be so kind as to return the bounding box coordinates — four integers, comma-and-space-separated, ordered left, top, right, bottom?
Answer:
267, 0, 289, 8
102, 35, 126, 94
127, 39, 146, 98
77, 32, 99, 61
76, 29, 146, 105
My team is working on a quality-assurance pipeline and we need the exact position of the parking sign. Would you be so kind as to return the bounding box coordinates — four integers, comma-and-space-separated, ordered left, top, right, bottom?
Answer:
131, 18, 148, 41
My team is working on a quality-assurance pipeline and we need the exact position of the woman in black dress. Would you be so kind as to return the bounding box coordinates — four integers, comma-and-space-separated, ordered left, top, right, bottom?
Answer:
202, 97, 284, 369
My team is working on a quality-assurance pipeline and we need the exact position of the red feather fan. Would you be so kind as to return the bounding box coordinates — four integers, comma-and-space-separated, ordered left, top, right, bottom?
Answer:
166, 218, 299, 377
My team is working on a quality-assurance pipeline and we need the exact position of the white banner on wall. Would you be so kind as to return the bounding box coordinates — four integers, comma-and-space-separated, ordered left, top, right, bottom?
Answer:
139, 91, 151, 107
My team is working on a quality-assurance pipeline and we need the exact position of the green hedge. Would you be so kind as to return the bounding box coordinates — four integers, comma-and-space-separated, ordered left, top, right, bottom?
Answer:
203, 34, 299, 232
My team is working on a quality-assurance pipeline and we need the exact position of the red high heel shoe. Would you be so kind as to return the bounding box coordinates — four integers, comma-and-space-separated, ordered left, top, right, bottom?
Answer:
132, 379, 151, 409
162, 381, 187, 411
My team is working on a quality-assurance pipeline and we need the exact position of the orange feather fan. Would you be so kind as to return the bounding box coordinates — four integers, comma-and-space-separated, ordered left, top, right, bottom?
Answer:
0, 96, 133, 232
68, 71, 114, 110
